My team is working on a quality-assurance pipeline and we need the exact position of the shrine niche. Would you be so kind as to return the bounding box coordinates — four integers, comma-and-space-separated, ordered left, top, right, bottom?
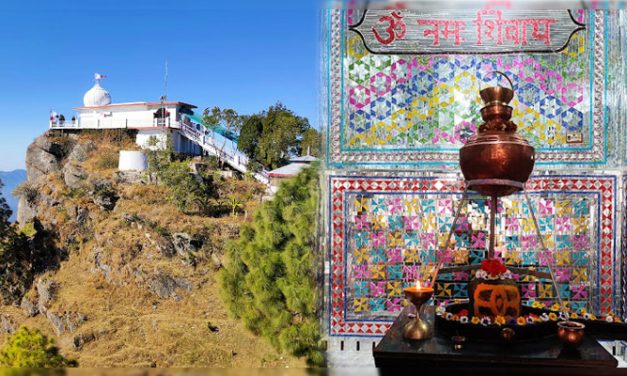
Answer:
322, 7, 626, 342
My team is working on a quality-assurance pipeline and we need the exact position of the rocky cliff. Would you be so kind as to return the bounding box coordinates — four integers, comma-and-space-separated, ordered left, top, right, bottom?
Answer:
1, 130, 301, 367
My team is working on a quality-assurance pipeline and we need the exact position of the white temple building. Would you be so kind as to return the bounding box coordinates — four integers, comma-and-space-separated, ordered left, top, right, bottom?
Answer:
50, 74, 268, 184
52, 75, 200, 154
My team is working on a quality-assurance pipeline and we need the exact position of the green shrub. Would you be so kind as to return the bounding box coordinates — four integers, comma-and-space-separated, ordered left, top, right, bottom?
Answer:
158, 160, 218, 214
19, 222, 37, 238
0, 327, 76, 367
218, 164, 324, 366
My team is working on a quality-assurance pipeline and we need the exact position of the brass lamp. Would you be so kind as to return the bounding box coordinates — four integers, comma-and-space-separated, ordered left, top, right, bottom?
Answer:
403, 282, 434, 340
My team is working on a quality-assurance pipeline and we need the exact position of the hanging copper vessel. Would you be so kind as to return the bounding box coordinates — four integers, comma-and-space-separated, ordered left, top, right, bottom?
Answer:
459, 72, 535, 197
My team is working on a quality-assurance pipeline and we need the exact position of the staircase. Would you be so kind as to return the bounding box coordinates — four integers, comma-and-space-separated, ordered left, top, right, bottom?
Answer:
179, 123, 269, 185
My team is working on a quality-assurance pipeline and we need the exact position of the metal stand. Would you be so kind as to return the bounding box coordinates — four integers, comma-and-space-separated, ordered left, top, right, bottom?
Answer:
431, 179, 565, 310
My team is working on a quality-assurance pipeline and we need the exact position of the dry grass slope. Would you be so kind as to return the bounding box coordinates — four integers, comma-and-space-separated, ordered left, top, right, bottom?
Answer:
0, 131, 304, 368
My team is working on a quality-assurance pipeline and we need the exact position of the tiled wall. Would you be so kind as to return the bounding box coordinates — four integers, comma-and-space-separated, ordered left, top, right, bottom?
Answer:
322, 8, 626, 341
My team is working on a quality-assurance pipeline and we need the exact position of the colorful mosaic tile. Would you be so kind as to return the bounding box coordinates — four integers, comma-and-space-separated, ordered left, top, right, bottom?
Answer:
326, 10, 608, 166
328, 175, 617, 336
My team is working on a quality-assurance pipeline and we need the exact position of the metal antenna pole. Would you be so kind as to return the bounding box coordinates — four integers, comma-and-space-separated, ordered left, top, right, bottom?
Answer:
488, 195, 498, 259
523, 190, 565, 310
163, 60, 169, 102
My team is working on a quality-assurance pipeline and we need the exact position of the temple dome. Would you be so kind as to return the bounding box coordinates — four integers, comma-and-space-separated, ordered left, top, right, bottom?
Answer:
83, 81, 111, 107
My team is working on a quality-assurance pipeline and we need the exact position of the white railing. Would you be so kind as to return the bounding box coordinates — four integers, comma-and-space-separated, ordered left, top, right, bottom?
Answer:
49, 120, 78, 128
179, 123, 270, 185
50, 118, 183, 129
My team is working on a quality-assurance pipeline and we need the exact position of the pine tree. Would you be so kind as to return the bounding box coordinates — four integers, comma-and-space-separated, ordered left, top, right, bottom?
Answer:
300, 128, 321, 157
237, 114, 263, 160
0, 327, 76, 367
0, 179, 11, 236
218, 164, 324, 366
0, 179, 32, 304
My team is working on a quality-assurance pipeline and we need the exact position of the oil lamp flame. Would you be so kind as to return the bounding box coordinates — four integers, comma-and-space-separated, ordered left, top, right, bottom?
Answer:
403, 278, 434, 340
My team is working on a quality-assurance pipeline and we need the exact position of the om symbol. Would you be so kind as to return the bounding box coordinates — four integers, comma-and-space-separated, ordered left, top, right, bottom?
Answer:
371, 11, 407, 45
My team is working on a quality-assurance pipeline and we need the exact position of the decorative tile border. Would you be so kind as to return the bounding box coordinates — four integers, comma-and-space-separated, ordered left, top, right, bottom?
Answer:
623, 175, 627, 320
328, 175, 617, 336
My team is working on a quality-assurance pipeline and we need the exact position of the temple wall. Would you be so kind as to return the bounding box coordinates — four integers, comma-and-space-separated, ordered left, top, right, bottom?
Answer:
321, 7, 627, 364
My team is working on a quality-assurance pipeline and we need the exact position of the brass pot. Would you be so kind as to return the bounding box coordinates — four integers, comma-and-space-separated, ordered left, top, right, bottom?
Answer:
459, 74, 535, 197
557, 321, 585, 348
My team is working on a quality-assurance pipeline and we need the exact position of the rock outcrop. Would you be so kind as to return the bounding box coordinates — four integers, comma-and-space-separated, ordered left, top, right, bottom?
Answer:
148, 272, 192, 300
24, 135, 72, 182
36, 278, 57, 313
20, 297, 39, 317
90, 181, 119, 211
18, 133, 79, 223
64, 163, 88, 189
0, 314, 15, 334
47, 311, 87, 335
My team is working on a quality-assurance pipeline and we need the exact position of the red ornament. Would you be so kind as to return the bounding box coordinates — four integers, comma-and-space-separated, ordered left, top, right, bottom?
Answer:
481, 258, 508, 276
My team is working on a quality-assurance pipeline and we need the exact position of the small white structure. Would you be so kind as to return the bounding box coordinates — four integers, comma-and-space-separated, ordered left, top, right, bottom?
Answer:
118, 150, 147, 171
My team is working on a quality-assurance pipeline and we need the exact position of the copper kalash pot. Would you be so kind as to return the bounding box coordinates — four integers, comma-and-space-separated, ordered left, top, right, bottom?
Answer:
459, 73, 535, 197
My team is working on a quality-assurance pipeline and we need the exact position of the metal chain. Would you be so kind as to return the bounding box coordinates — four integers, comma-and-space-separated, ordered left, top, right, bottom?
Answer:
431, 187, 470, 286
523, 190, 565, 310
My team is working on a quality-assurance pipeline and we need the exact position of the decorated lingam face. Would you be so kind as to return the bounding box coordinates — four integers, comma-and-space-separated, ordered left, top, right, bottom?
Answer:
472, 282, 522, 318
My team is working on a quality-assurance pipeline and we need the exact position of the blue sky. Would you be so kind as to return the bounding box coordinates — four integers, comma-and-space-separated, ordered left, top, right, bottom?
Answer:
0, 0, 320, 170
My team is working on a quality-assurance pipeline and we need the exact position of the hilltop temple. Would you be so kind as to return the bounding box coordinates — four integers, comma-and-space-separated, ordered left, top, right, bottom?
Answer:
50, 75, 265, 183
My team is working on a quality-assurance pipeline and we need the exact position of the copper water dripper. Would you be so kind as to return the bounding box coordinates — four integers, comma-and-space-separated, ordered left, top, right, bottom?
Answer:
459, 71, 535, 197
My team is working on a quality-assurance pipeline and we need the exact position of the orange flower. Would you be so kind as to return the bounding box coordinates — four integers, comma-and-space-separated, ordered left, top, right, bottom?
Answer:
494, 316, 506, 326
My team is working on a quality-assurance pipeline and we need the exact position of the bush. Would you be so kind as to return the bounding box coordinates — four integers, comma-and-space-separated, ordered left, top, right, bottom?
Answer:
158, 160, 218, 214
19, 222, 37, 238
94, 149, 118, 170
0, 327, 76, 367
13, 182, 38, 205
218, 164, 324, 366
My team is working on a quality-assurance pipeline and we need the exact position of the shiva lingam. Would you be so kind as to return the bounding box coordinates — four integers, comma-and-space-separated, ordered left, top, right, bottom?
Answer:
403, 280, 434, 340
431, 72, 572, 343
